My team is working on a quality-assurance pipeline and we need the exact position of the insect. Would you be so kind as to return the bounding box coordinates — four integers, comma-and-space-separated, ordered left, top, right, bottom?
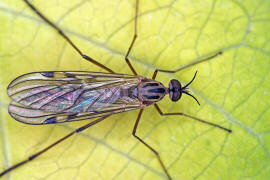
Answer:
0, 0, 232, 179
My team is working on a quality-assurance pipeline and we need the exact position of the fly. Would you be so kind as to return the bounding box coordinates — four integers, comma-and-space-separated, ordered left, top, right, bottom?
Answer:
0, 0, 232, 179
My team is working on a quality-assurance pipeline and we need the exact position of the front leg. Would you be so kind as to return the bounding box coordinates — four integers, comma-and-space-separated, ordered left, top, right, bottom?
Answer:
154, 104, 232, 133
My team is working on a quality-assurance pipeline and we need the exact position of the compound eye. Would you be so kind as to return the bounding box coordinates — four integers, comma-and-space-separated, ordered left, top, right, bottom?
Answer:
169, 79, 182, 102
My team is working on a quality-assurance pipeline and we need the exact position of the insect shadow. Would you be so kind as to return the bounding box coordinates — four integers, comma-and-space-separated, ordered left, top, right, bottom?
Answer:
0, 0, 232, 179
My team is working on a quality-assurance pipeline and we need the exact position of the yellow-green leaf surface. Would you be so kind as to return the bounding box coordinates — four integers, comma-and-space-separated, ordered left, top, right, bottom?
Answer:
1, 0, 270, 179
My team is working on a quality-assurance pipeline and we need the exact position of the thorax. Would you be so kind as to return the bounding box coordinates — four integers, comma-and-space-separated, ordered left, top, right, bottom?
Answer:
121, 77, 168, 107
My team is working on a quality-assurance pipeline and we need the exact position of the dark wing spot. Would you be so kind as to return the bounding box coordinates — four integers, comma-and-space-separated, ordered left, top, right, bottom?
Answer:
41, 71, 54, 77
44, 116, 57, 124
67, 113, 78, 120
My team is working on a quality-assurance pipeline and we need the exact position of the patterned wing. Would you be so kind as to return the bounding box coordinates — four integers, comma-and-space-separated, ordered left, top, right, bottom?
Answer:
7, 71, 141, 124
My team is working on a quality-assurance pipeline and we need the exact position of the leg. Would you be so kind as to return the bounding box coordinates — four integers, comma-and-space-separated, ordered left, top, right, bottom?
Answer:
132, 109, 172, 180
124, 0, 139, 75
152, 51, 223, 79
23, 0, 114, 73
154, 104, 232, 133
0, 115, 110, 177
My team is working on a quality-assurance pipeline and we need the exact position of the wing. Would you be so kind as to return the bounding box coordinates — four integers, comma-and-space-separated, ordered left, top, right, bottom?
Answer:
7, 71, 142, 124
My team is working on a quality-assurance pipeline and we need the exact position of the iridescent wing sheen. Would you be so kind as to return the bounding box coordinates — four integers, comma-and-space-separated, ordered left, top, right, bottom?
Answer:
7, 71, 141, 124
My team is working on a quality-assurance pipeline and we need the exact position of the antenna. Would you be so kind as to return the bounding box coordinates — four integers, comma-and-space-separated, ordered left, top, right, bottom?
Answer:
181, 71, 200, 105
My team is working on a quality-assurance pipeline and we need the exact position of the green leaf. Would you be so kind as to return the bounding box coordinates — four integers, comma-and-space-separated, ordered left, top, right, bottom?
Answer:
1, 0, 270, 179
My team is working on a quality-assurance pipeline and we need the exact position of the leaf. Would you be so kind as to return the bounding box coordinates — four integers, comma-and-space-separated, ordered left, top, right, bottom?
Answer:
1, 0, 270, 179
